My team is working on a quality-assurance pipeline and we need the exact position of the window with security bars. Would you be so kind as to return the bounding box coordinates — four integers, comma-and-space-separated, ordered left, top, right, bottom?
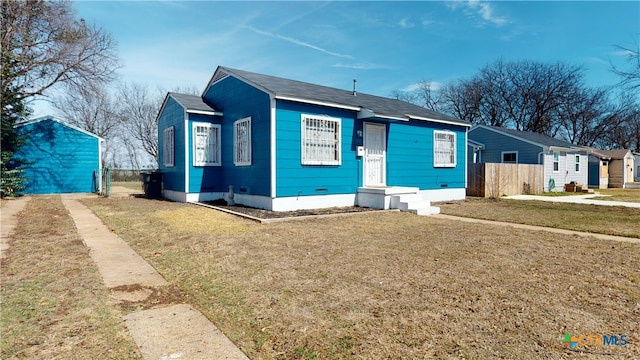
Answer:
193, 123, 221, 166
234, 117, 251, 166
163, 127, 174, 167
301, 115, 341, 165
433, 130, 456, 167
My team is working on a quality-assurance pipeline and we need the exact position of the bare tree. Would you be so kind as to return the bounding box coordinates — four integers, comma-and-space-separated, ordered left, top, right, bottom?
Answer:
611, 38, 640, 92
1, 0, 119, 101
115, 83, 199, 167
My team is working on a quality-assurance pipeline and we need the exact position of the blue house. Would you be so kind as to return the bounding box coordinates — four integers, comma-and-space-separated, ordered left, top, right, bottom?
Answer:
157, 67, 470, 214
15, 116, 103, 194
468, 125, 589, 191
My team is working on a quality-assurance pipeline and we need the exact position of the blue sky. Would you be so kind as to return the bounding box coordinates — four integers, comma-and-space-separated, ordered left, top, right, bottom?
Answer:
32, 0, 639, 117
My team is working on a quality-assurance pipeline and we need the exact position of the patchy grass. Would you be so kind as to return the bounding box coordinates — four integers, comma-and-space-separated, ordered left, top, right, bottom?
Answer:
0, 196, 140, 359
83, 197, 640, 359
439, 197, 640, 238
592, 188, 640, 203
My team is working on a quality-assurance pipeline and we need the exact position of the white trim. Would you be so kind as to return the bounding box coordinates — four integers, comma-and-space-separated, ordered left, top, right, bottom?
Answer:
19, 116, 104, 141
301, 114, 342, 166
98, 139, 103, 193
184, 111, 189, 193
164, 189, 188, 203
417, 188, 466, 202
552, 151, 560, 173
270, 97, 277, 199
163, 126, 175, 167
276, 95, 361, 111
271, 194, 356, 211
433, 130, 457, 168
464, 131, 468, 188
501, 151, 518, 164
233, 117, 252, 166
187, 109, 223, 116
407, 114, 471, 127
192, 122, 222, 167
363, 122, 386, 187
574, 154, 580, 173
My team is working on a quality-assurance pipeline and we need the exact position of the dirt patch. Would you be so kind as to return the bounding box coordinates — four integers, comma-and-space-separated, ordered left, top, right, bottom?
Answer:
203, 202, 378, 219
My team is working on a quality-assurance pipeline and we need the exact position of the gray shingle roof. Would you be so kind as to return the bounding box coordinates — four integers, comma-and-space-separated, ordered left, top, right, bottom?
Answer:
211, 67, 469, 126
169, 92, 219, 113
487, 126, 578, 149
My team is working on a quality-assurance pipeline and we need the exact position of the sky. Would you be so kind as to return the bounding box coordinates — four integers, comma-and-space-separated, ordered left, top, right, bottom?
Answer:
31, 0, 640, 118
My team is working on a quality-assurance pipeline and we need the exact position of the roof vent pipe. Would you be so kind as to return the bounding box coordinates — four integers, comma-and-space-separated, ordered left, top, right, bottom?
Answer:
352, 79, 357, 96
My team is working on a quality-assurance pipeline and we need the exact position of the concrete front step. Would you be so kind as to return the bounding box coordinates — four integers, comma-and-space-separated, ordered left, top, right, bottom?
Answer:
391, 194, 440, 216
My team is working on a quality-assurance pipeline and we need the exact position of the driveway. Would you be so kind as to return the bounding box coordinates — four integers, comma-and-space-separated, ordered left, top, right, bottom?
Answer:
504, 193, 640, 208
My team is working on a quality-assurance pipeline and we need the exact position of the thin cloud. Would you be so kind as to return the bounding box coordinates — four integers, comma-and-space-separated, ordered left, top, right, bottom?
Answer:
449, 0, 508, 26
403, 81, 442, 92
332, 62, 389, 70
243, 25, 354, 60
399, 18, 415, 29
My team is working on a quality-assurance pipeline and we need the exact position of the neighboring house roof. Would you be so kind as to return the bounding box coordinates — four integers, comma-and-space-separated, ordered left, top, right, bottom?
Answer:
471, 125, 585, 151
17, 115, 104, 141
204, 66, 470, 127
166, 92, 222, 116
467, 139, 485, 149
597, 149, 632, 159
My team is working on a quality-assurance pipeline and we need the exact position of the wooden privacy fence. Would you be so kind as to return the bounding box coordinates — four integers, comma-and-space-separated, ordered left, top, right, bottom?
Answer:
467, 163, 544, 197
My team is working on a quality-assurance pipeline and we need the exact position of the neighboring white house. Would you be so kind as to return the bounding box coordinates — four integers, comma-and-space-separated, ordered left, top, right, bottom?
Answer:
468, 125, 589, 192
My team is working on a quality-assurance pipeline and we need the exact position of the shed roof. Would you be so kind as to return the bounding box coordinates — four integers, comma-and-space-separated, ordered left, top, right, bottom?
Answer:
597, 149, 632, 159
17, 116, 104, 141
205, 66, 470, 127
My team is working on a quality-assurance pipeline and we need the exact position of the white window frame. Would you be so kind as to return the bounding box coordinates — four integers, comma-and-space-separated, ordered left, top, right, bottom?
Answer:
574, 155, 580, 173
301, 114, 341, 166
234, 117, 251, 166
553, 151, 559, 173
192, 122, 221, 167
501, 151, 518, 164
163, 126, 174, 167
433, 130, 456, 168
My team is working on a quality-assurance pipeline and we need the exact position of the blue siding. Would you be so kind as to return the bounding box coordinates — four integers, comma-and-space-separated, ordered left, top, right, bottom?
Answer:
469, 127, 543, 164
158, 97, 186, 192
203, 76, 271, 196
387, 121, 467, 189
275, 100, 359, 197
16, 119, 100, 194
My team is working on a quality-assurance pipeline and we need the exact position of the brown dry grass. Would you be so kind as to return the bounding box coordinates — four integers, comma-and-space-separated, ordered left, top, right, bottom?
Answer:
593, 189, 640, 203
0, 196, 140, 359
438, 197, 640, 238
84, 197, 640, 359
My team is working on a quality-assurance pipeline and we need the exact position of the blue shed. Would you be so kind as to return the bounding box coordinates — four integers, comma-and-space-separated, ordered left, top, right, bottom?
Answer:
157, 66, 471, 214
15, 116, 103, 194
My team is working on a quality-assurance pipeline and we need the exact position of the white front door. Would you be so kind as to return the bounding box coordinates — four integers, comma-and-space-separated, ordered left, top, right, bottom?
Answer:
363, 122, 386, 187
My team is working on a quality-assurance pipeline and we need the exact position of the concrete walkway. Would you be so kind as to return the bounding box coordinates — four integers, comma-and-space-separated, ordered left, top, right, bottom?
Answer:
504, 193, 640, 208
59, 194, 250, 360
1, 196, 30, 260
434, 214, 640, 244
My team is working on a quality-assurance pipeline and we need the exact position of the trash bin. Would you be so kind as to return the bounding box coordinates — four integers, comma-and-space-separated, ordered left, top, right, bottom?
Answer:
141, 171, 163, 198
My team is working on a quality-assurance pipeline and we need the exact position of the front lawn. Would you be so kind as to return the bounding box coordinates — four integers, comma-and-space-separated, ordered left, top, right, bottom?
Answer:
592, 188, 640, 203
83, 197, 640, 359
438, 197, 640, 238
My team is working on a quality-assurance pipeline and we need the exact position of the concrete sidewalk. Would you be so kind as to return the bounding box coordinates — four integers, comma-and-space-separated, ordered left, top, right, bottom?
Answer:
60, 195, 249, 360
1, 196, 30, 260
504, 193, 640, 208
434, 214, 640, 244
